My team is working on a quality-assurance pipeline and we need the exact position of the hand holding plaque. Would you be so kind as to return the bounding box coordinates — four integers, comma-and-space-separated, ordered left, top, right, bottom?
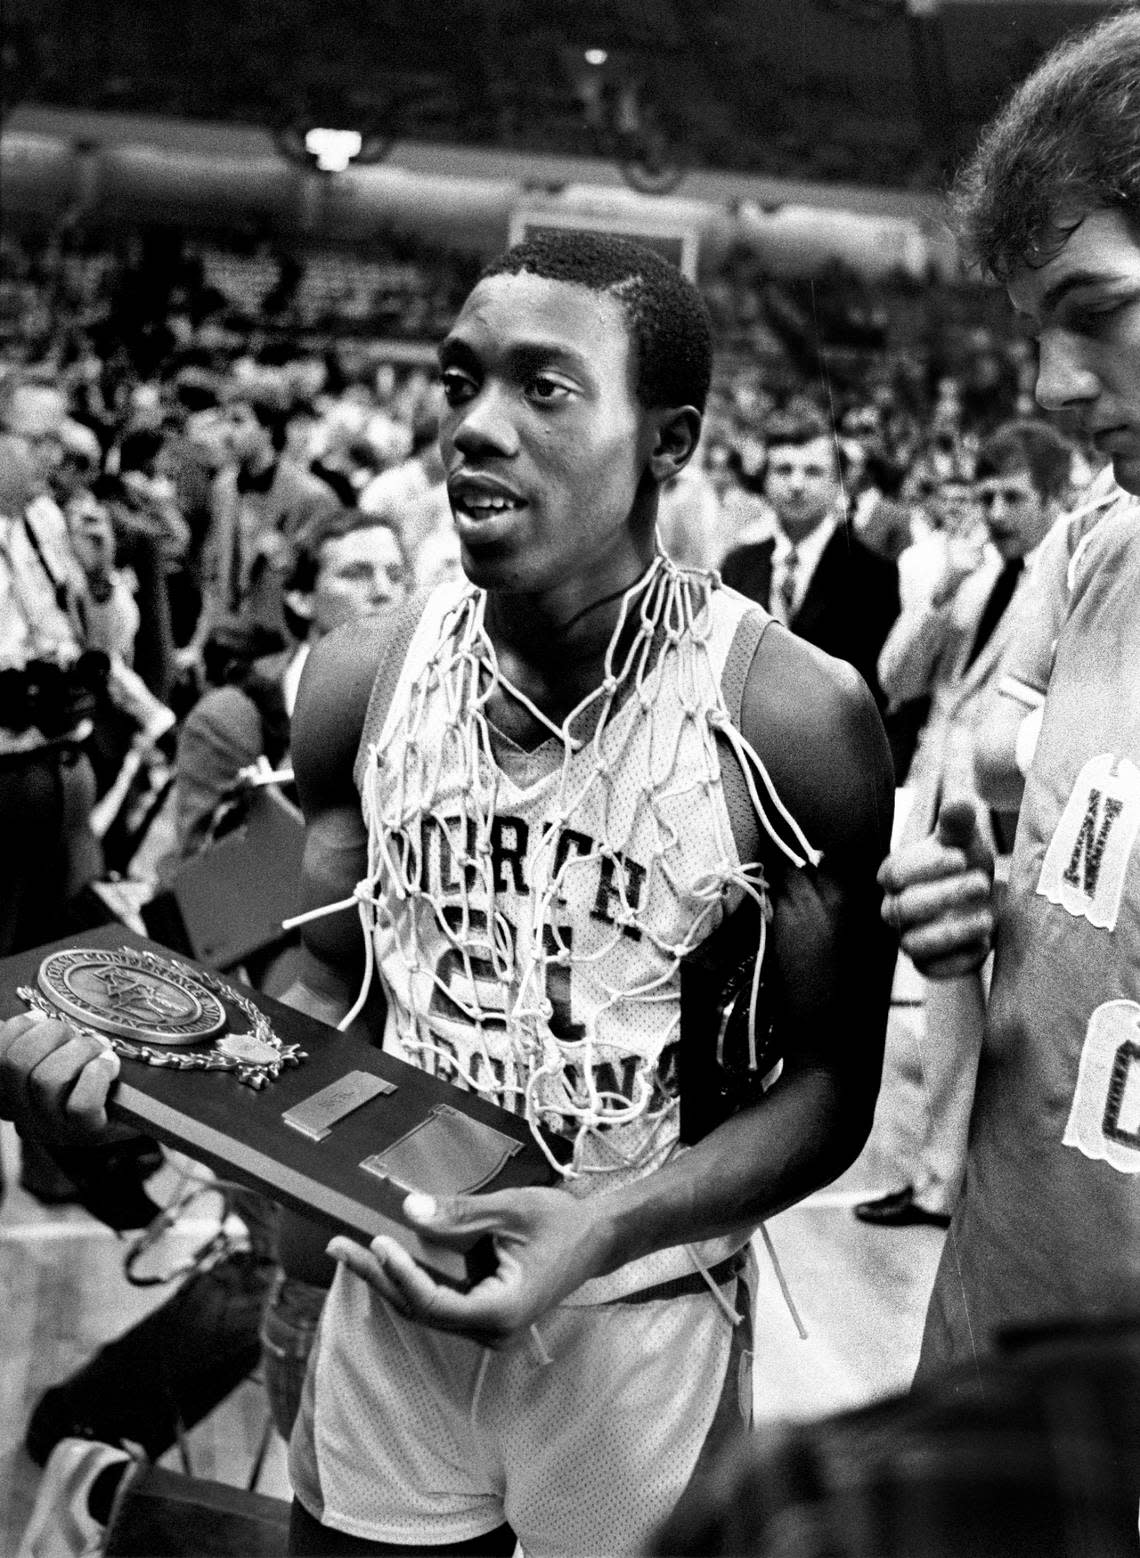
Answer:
0, 928, 564, 1290
22, 946, 306, 1088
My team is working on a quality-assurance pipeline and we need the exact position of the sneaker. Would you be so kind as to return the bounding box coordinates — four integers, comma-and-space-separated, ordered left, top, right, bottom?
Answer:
16, 1438, 131, 1558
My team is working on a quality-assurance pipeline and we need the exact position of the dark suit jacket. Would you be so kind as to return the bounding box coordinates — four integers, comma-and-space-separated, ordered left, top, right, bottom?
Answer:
720, 524, 900, 711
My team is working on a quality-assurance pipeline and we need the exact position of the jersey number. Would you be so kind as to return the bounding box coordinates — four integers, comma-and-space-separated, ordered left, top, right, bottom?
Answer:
428, 907, 584, 1040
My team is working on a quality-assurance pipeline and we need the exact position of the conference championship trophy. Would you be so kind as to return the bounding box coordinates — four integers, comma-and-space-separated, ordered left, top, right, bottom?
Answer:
0, 929, 565, 1289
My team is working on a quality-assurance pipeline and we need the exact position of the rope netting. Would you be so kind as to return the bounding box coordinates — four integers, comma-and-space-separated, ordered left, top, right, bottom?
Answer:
295, 554, 820, 1181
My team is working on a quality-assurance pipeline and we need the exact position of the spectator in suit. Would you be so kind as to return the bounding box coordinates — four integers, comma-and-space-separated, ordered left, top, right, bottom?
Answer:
856, 418, 1074, 1229
185, 390, 340, 684
720, 406, 900, 717
172, 507, 408, 863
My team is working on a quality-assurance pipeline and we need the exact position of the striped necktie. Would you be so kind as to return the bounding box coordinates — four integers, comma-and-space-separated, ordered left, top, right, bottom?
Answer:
778, 545, 800, 622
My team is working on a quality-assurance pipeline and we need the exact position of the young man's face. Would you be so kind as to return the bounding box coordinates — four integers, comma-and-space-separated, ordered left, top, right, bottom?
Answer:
308, 524, 407, 636
1009, 207, 1140, 495
975, 467, 1054, 560
438, 272, 658, 596
764, 435, 842, 542
223, 401, 272, 466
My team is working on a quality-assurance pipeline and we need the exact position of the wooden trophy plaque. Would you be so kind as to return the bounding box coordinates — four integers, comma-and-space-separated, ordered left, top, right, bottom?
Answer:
0, 927, 566, 1290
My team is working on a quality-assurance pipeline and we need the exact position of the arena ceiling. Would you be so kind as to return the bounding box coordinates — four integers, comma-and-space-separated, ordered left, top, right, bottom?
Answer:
3, 0, 1122, 192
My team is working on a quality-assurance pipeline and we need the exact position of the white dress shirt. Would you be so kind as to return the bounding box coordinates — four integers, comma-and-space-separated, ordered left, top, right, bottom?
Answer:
771, 513, 838, 621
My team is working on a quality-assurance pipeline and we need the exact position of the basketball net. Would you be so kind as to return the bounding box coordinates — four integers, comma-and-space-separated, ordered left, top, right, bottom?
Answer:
295, 553, 821, 1183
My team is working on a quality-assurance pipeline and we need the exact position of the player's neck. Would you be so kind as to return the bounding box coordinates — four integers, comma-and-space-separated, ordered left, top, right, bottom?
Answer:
484, 551, 659, 723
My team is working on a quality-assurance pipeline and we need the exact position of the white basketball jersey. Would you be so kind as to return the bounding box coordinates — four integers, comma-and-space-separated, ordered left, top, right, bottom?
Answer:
352, 563, 810, 1299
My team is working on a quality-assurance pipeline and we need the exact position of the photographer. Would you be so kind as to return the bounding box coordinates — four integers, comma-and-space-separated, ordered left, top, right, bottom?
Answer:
0, 381, 140, 957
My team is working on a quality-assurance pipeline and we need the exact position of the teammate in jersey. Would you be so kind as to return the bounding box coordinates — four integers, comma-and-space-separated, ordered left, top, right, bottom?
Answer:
0, 234, 894, 1556
881, 11, 1140, 1383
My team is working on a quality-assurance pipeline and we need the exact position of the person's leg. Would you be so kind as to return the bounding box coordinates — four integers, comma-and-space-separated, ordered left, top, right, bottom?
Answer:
910, 972, 987, 1215
288, 1281, 513, 1551
496, 1265, 750, 1557
855, 966, 986, 1227
261, 1269, 326, 1442
0, 750, 67, 957
287, 1499, 514, 1556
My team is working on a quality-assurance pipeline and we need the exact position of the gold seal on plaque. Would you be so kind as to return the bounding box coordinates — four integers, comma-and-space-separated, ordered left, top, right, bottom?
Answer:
37, 947, 226, 1046
21, 946, 306, 1089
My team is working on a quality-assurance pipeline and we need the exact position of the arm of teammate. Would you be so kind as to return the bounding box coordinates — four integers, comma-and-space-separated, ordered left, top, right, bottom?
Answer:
975, 502, 1082, 813
331, 634, 897, 1345
878, 797, 997, 980
973, 691, 1043, 812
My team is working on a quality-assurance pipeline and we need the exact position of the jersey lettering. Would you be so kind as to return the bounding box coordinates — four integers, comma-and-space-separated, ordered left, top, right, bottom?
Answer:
415, 811, 648, 928
1063, 999, 1140, 1174
1062, 792, 1124, 895
1036, 754, 1140, 931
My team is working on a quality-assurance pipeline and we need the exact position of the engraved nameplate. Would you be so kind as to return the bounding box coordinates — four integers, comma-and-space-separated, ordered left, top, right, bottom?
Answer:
283, 1071, 396, 1142
360, 1103, 524, 1197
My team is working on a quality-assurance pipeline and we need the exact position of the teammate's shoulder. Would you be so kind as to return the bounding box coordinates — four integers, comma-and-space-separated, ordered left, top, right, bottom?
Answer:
1066, 482, 1140, 594
740, 625, 892, 855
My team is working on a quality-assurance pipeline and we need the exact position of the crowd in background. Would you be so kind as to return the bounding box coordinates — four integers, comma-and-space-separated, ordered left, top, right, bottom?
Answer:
0, 219, 1101, 960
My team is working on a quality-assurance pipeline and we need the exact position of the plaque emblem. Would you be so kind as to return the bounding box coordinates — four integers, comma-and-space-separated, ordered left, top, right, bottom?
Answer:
19, 947, 306, 1089
37, 948, 227, 1046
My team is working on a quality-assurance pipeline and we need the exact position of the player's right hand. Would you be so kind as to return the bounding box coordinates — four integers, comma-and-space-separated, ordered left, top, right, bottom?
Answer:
878, 798, 996, 979
0, 1013, 121, 1141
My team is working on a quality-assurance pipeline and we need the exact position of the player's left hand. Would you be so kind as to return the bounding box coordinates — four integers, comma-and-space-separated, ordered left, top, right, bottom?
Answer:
326, 1185, 607, 1347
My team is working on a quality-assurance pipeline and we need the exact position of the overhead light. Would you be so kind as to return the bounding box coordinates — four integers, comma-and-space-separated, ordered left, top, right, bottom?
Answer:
303, 127, 363, 173
584, 48, 608, 65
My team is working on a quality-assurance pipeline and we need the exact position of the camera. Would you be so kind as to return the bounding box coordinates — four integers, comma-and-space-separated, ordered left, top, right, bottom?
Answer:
0, 650, 110, 738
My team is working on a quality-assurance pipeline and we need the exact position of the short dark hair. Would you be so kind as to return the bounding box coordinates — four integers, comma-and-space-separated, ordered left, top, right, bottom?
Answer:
224, 389, 292, 453
479, 233, 712, 414
975, 419, 1073, 503
763, 406, 847, 483
950, 10, 1140, 281
285, 507, 406, 599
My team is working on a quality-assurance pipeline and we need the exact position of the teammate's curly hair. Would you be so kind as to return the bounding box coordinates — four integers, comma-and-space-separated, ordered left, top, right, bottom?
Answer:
950, 10, 1140, 282
481, 232, 713, 413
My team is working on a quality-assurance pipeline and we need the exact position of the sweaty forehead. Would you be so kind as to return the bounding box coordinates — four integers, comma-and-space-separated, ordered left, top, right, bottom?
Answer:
446, 272, 633, 365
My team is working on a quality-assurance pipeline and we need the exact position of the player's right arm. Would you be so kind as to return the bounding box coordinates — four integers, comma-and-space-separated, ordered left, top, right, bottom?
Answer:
271, 613, 393, 1282
274, 614, 391, 1036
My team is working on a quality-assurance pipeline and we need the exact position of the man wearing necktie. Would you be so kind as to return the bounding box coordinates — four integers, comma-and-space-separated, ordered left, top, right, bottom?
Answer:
857, 418, 1074, 1229
721, 406, 900, 722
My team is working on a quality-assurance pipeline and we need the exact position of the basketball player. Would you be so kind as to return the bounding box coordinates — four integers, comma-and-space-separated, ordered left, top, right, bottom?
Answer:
880, 10, 1140, 1384
0, 234, 895, 1555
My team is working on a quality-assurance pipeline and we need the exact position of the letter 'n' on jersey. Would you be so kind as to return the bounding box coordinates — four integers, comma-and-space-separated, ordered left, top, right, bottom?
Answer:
1036, 754, 1140, 932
